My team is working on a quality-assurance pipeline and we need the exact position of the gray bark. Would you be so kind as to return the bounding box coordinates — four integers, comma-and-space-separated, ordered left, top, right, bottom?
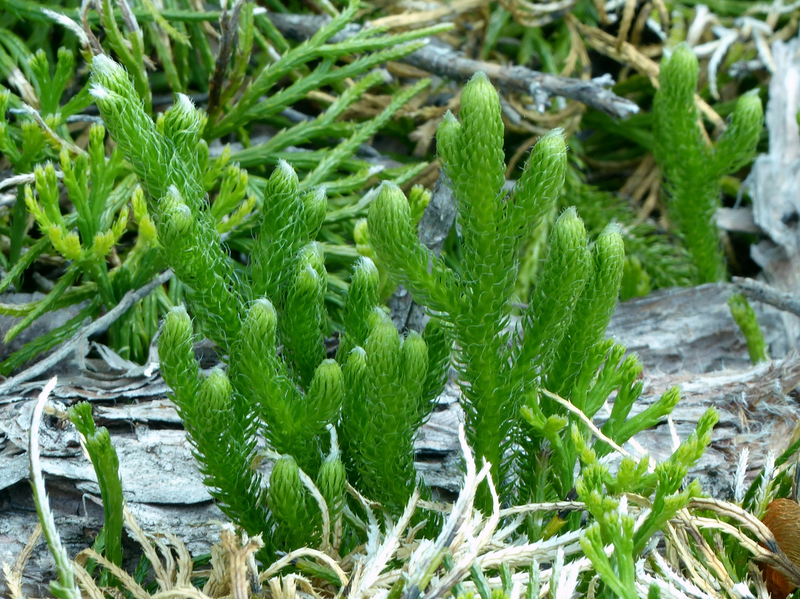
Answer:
389, 171, 457, 332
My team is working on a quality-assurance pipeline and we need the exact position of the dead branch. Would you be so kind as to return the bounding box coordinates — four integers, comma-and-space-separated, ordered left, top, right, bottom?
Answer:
733, 276, 800, 318
265, 12, 640, 119
206, 0, 245, 119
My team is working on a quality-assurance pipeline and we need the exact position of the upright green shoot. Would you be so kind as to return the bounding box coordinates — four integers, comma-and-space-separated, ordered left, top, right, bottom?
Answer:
653, 44, 763, 283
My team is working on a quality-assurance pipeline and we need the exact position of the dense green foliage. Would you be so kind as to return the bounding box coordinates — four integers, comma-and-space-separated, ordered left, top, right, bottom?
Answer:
7, 1, 788, 597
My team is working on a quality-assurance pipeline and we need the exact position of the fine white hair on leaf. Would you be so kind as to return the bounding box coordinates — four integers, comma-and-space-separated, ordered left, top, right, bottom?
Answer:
41, 9, 90, 46
89, 84, 111, 101
276, 158, 294, 174
175, 93, 196, 112
91, 54, 122, 79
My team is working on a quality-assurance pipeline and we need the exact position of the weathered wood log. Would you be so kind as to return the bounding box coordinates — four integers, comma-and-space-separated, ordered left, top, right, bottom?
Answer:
2, 282, 800, 596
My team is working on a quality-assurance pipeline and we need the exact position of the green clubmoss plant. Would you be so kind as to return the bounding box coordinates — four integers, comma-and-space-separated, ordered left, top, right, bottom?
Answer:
368, 72, 687, 515
90, 54, 450, 551
728, 293, 769, 364
653, 43, 763, 283
353, 184, 432, 299
68, 401, 125, 568
576, 405, 718, 598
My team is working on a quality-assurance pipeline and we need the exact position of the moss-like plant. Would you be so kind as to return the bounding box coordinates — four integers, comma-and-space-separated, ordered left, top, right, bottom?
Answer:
88, 54, 450, 554
68, 402, 125, 569
82, 54, 714, 585
728, 293, 769, 364
367, 72, 689, 515
653, 43, 763, 283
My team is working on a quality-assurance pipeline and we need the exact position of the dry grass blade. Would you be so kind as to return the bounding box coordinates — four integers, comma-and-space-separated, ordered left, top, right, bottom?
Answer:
260, 549, 349, 584
72, 561, 109, 599
477, 530, 584, 570
220, 529, 263, 599
687, 498, 780, 546
123, 505, 172, 590
369, 0, 490, 30
680, 509, 738, 595
202, 543, 229, 598
647, 551, 719, 599
2, 524, 42, 599
683, 498, 800, 588
540, 388, 633, 458
164, 533, 194, 588
500, 0, 579, 27
665, 520, 723, 597
498, 501, 585, 517
570, 16, 725, 131
75, 548, 150, 599
151, 536, 177, 590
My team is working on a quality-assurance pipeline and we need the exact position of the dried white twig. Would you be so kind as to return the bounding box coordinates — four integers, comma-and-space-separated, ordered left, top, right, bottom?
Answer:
29, 377, 82, 599
260, 548, 348, 585
0, 169, 64, 193
540, 388, 632, 458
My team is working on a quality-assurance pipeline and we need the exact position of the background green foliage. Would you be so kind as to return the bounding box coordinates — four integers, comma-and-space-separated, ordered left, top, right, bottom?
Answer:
0, 0, 443, 370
